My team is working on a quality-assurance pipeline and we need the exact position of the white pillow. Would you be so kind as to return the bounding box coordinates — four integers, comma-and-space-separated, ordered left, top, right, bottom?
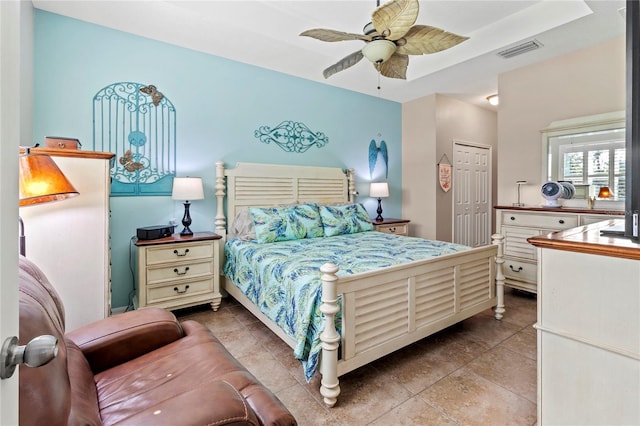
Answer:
229, 208, 256, 241
229, 201, 299, 241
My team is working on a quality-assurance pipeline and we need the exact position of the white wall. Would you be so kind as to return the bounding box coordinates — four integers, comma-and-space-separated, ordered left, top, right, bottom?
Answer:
497, 36, 625, 207
434, 95, 497, 241
402, 94, 497, 240
402, 95, 437, 239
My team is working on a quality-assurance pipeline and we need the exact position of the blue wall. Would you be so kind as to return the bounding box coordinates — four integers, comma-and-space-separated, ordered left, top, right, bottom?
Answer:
33, 10, 402, 309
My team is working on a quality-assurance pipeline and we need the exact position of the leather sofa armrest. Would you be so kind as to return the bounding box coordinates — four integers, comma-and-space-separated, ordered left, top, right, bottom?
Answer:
66, 307, 184, 374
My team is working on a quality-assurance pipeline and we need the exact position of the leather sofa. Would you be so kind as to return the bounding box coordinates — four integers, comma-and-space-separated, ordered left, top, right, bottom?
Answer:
18, 255, 297, 425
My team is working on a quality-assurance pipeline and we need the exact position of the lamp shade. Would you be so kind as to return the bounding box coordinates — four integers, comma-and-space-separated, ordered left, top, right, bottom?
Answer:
597, 186, 612, 198
370, 182, 389, 198
362, 40, 396, 64
19, 152, 79, 207
172, 177, 204, 201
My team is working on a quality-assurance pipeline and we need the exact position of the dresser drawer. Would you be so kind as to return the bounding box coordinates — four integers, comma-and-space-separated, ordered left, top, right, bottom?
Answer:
146, 260, 214, 284
501, 211, 578, 229
503, 258, 537, 283
146, 277, 214, 305
376, 223, 409, 236
145, 242, 213, 265
503, 226, 541, 260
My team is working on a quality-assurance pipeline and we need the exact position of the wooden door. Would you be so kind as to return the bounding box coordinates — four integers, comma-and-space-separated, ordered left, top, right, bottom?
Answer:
453, 141, 492, 247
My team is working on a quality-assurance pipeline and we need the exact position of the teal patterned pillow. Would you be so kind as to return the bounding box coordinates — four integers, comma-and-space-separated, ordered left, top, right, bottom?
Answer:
250, 204, 324, 243
296, 203, 325, 238
319, 203, 374, 237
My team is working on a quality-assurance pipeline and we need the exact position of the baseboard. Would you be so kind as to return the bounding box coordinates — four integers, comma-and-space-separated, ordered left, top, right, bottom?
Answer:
111, 306, 127, 315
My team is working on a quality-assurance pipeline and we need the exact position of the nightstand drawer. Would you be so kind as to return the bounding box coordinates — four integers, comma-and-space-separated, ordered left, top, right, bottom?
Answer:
146, 277, 214, 305
503, 259, 537, 283
376, 223, 409, 236
146, 260, 214, 284
145, 242, 213, 265
501, 211, 578, 229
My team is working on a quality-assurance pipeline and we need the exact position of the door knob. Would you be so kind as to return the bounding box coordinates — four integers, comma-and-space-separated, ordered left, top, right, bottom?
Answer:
1, 335, 58, 379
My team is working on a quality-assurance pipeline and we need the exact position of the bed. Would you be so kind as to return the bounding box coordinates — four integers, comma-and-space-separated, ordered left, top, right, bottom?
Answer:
213, 161, 506, 407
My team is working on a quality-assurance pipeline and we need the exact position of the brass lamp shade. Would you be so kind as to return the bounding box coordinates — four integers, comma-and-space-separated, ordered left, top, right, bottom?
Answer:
19, 153, 79, 206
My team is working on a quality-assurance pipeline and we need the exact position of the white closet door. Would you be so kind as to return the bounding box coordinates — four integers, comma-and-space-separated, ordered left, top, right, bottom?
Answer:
453, 141, 492, 247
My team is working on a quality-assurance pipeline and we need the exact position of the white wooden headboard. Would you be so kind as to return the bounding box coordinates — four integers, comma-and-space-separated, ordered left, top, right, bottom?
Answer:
214, 161, 355, 236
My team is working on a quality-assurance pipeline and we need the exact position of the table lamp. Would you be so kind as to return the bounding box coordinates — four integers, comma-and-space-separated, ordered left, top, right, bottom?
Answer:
172, 177, 204, 236
369, 182, 389, 222
514, 180, 527, 207
19, 148, 79, 256
597, 186, 612, 199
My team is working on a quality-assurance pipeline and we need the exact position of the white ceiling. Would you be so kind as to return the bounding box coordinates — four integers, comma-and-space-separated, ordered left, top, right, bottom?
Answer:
32, 0, 626, 108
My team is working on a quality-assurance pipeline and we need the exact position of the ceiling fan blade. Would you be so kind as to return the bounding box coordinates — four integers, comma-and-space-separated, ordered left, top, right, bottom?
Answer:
300, 28, 370, 42
375, 53, 409, 79
371, 0, 418, 41
323, 50, 365, 79
396, 25, 469, 55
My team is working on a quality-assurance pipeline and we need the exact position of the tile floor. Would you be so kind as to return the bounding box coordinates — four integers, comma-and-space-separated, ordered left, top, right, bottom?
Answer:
176, 288, 537, 426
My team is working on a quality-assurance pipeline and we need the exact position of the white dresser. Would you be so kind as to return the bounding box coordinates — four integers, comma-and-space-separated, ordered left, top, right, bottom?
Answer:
495, 206, 623, 293
529, 220, 640, 425
19, 148, 115, 330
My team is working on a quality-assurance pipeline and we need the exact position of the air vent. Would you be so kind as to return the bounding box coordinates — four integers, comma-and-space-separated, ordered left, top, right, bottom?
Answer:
497, 40, 544, 59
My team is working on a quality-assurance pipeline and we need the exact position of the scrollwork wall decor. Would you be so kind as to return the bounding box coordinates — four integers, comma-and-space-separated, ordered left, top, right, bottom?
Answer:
254, 121, 329, 153
93, 82, 176, 196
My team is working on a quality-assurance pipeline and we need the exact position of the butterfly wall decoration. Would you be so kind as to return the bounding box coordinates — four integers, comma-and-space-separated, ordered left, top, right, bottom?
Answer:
139, 84, 164, 106
119, 149, 144, 172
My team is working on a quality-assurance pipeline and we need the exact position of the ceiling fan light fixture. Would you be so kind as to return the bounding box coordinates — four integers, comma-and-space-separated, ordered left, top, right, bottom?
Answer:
362, 39, 396, 64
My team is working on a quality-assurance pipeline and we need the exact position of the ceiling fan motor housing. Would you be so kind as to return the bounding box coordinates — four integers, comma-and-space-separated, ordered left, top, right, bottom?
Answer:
362, 39, 396, 63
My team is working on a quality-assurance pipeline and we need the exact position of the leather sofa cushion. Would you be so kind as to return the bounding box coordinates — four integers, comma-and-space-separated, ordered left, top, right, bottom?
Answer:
93, 320, 283, 425
19, 257, 70, 426
114, 380, 260, 425
66, 339, 102, 425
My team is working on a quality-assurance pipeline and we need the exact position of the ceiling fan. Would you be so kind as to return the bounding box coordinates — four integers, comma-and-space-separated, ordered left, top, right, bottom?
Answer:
300, 0, 469, 80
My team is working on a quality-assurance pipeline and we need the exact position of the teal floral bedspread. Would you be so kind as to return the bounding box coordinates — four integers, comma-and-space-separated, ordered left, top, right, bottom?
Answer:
223, 231, 470, 381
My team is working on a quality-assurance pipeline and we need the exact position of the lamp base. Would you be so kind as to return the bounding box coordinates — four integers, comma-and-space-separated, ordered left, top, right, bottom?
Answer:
180, 201, 194, 236
375, 198, 384, 222
180, 227, 193, 236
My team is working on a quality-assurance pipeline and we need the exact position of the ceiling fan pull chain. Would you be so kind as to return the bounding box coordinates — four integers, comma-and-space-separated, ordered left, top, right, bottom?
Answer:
377, 70, 382, 92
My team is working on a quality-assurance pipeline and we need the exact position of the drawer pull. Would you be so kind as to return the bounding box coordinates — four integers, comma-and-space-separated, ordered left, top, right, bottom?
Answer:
509, 265, 523, 272
173, 267, 190, 276
173, 248, 190, 257
510, 216, 515, 221
559, 219, 565, 224
173, 285, 190, 294
389, 227, 396, 232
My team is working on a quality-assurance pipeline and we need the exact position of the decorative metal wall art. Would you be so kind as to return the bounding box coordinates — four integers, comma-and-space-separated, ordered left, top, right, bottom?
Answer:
368, 138, 388, 179
93, 82, 176, 196
254, 121, 329, 153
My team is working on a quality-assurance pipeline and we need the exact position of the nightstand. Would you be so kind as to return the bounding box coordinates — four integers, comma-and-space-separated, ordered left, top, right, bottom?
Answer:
135, 232, 222, 311
373, 218, 410, 236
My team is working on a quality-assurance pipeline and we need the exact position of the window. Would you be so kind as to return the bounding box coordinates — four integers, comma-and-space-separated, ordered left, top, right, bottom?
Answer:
544, 112, 626, 202
556, 129, 626, 199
